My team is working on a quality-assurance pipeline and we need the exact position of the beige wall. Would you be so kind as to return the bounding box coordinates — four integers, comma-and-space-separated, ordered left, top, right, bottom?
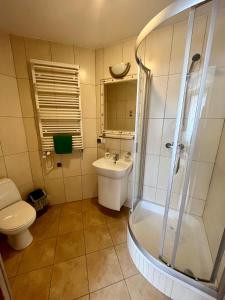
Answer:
0, 31, 33, 198
0, 33, 98, 205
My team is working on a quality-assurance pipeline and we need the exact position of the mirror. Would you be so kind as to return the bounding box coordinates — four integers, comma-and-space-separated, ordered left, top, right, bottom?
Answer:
103, 79, 137, 132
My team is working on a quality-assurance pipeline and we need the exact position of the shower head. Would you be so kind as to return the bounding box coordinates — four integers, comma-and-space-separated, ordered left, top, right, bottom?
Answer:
192, 53, 201, 62
188, 53, 201, 74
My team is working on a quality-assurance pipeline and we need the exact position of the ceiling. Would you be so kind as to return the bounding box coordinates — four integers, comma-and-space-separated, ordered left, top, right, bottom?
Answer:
0, 0, 173, 48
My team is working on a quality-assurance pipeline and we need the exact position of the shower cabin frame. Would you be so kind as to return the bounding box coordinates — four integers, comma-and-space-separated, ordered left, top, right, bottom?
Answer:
131, 0, 225, 298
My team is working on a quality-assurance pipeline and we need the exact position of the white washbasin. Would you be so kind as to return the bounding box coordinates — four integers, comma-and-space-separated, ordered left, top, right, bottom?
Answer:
92, 157, 132, 179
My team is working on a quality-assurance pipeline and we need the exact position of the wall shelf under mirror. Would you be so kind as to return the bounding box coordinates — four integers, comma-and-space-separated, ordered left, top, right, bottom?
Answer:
100, 75, 137, 139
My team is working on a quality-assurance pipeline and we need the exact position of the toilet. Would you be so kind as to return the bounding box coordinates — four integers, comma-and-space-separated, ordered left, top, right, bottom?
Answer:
0, 178, 36, 250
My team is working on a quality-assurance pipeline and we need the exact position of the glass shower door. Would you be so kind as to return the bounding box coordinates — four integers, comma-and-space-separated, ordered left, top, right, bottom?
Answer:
160, 0, 225, 284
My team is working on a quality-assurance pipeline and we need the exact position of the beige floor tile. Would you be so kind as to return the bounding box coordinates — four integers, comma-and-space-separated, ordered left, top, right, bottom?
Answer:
12, 266, 52, 300
84, 224, 113, 253
115, 243, 138, 278
55, 230, 85, 263
126, 274, 169, 300
0, 238, 23, 278
49, 256, 89, 300
61, 201, 82, 216
82, 198, 100, 212
103, 206, 130, 223
32, 214, 59, 241
107, 220, 127, 245
87, 247, 123, 292
83, 209, 106, 228
18, 238, 56, 274
76, 296, 90, 300
59, 211, 83, 234
90, 281, 130, 300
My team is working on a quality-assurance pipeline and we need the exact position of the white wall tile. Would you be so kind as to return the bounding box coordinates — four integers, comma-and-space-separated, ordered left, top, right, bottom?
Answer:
62, 152, 81, 177
143, 186, 156, 202
18, 181, 34, 199
190, 161, 214, 200
25, 38, 51, 61
103, 43, 123, 78
43, 153, 63, 179
169, 15, 207, 75
105, 138, 120, 153
148, 76, 167, 118
209, 10, 225, 67
145, 25, 173, 76
0, 157, 7, 178
45, 178, 65, 204
165, 74, 181, 118
10, 35, 28, 79
29, 151, 43, 180
75, 46, 95, 84
0, 74, 22, 117
83, 118, 97, 148
95, 48, 104, 84
23, 117, 39, 151
146, 119, 163, 155
17, 78, 34, 117
144, 155, 159, 187
50, 42, 74, 64
193, 118, 224, 163
81, 147, 97, 175
82, 174, 98, 198
0, 31, 15, 77
4, 152, 33, 187
202, 67, 225, 118
186, 197, 205, 216
81, 84, 96, 118
0, 117, 28, 155
64, 176, 82, 202
123, 37, 137, 75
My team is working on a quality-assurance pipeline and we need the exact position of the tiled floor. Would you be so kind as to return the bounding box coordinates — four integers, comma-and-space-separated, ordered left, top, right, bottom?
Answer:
0, 198, 169, 300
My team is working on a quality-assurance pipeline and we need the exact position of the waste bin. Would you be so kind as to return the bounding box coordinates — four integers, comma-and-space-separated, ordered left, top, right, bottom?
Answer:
27, 189, 48, 215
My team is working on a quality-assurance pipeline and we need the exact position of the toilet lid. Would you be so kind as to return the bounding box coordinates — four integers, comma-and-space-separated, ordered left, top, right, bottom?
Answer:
0, 201, 36, 231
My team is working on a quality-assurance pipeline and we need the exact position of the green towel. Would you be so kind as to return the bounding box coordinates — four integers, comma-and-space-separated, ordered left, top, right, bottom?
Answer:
53, 135, 72, 154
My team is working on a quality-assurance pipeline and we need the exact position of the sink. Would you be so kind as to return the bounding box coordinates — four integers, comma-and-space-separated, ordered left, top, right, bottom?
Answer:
92, 157, 132, 179
92, 156, 133, 211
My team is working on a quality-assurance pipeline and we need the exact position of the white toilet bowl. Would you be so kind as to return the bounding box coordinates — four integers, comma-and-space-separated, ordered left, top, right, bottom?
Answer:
0, 178, 36, 250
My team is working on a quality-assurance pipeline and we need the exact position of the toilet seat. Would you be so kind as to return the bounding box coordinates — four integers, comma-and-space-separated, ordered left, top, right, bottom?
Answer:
0, 201, 36, 235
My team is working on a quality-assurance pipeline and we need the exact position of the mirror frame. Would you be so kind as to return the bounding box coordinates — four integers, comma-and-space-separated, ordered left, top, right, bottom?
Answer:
100, 74, 137, 139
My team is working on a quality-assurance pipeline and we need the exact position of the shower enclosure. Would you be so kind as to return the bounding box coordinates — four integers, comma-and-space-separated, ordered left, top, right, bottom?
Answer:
129, 0, 225, 299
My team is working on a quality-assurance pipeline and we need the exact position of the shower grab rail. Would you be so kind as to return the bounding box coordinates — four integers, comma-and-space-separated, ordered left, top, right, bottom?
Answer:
30, 59, 84, 153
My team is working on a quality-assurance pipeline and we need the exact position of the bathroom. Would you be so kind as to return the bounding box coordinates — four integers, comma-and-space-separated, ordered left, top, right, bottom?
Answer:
0, 0, 224, 299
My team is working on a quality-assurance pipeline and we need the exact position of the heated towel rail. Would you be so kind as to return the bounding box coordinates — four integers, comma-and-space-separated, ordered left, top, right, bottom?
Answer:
30, 59, 83, 153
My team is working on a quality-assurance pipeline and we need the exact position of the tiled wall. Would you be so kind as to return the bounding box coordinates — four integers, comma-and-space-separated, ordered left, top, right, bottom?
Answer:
8, 35, 98, 204
142, 13, 225, 217
0, 31, 33, 198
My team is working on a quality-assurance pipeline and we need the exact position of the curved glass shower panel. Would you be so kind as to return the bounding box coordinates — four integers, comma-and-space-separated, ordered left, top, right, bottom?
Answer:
175, 1, 225, 281
170, 0, 225, 282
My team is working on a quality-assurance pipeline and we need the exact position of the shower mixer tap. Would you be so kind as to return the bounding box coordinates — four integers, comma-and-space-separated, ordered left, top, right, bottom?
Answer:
165, 142, 184, 174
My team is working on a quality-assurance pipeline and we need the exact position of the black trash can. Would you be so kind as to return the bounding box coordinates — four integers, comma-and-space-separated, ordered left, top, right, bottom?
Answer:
27, 189, 48, 216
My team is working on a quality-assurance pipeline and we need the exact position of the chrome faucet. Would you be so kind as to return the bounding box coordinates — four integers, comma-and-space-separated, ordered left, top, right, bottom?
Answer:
113, 153, 119, 164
